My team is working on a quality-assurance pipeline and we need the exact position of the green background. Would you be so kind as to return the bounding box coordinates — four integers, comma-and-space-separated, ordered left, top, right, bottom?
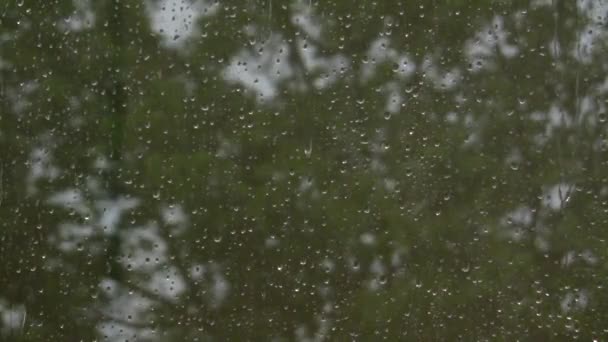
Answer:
1, 0, 608, 340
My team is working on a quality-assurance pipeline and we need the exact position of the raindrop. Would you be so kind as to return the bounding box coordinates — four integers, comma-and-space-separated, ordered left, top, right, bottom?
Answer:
304, 140, 312, 158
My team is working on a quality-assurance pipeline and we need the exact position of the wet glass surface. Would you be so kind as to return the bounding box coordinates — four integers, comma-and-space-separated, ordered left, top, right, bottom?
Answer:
1, 0, 608, 340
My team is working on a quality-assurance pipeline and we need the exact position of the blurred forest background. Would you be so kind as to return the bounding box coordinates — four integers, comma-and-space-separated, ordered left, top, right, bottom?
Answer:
1, 0, 608, 340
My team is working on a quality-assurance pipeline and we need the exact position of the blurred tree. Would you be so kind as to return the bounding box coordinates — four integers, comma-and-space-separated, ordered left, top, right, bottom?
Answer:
1, 0, 608, 340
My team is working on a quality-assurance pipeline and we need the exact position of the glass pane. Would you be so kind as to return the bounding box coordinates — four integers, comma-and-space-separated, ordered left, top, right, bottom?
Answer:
2, 0, 607, 340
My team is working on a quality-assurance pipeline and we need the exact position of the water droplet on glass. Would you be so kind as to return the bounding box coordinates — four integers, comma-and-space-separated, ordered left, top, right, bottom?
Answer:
304, 140, 312, 158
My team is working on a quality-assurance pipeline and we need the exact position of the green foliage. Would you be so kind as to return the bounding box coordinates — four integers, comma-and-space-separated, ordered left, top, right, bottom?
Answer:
1, 0, 608, 340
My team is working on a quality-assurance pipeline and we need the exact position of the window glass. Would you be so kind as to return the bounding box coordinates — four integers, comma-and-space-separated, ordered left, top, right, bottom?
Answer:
2, 0, 608, 340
